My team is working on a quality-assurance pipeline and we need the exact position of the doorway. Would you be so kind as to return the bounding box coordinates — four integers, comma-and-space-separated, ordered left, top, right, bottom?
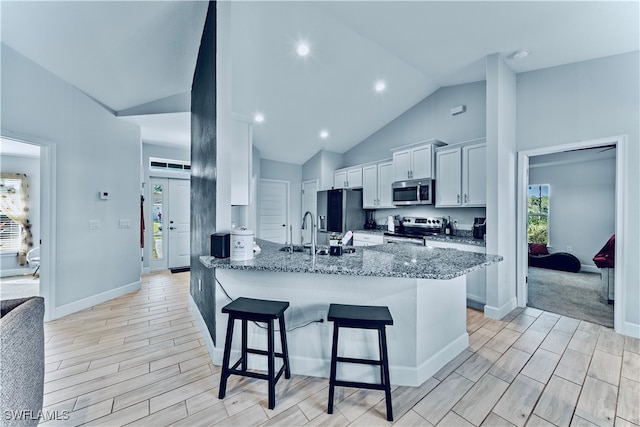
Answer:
258, 179, 289, 244
149, 177, 191, 271
0, 134, 55, 320
517, 135, 628, 333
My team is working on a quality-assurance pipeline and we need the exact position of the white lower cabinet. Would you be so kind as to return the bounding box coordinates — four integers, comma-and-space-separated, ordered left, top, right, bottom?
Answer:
423, 239, 486, 308
352, 232, 384, 247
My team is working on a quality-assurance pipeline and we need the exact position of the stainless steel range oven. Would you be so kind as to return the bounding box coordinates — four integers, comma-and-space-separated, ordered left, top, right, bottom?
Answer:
383, 216, 448, 245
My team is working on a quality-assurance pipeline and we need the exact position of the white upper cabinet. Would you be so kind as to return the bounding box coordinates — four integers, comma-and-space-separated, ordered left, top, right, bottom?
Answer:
362, 164, 378, 207
391, 140, 445, 181
230, 118, 252, 205
462, 143, 487, 206
435, 140, 486, 207
362, 160, 395, 209
377, 161, 395, 208
435, 148, 462, 206
334, 166, 362, 189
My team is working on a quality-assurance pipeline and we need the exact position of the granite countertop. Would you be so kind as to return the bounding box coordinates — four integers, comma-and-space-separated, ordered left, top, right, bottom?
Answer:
353, 229, 485, 247
200, 238, 502, 280
423, 234, 486, 246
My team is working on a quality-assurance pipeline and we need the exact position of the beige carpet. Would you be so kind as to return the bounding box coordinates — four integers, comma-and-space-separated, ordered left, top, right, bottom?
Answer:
0, 275, 40, 300
527, 267, 614, 328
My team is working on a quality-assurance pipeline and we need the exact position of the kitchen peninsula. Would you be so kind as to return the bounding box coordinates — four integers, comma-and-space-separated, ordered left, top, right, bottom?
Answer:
200, 239, 502, 387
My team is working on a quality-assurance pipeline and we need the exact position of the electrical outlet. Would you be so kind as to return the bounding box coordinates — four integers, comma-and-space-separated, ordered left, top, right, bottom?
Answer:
566, 246, 573, 252
316, 310, 326, 324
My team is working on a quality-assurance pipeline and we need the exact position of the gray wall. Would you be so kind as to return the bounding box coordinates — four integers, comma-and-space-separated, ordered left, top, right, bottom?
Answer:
302, 149, 344, 191
141, 142, 190, 271
0, 154, 41, 276
343, 81, 486, 166
517, 51, 639, 328
529, 156, 615, 269
190, 2, 217, 343
1, 43, 141, 311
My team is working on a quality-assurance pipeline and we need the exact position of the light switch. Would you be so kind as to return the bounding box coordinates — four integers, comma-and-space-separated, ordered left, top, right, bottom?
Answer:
90, 219, 101, 230
119, 219, 131, 229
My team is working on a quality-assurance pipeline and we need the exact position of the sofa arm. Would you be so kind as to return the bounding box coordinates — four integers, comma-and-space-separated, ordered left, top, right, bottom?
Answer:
0, 297, 45, 427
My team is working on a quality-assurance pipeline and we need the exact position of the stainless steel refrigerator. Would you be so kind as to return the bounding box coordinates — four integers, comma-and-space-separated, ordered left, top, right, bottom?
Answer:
316, 189, 365, 246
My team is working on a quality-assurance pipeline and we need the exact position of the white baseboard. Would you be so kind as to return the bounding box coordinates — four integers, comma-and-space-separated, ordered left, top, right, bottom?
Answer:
620, 321, 640, 339
189, 295, 216, 361
580, 265, 600, 274
484, 297, 518, 320
51, 280, 141, 320
208, 332, 468, 387
142, 266, 151, 275
1, 267, 35, 277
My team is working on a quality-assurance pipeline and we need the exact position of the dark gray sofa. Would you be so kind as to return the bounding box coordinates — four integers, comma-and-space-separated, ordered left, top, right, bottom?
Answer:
1, 297, 45, 427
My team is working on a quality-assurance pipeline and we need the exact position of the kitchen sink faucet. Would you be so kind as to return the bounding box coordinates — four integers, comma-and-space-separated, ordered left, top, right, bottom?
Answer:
301, 211, 316, 260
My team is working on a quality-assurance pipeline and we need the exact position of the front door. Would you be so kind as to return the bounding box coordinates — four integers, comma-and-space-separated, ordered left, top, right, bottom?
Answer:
168, 179, 191, 268
149, 178, 190, 271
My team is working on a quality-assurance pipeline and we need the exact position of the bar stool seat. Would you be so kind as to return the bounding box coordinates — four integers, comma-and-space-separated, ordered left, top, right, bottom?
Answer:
218, 297, 291, 410
327, 303, 394, 421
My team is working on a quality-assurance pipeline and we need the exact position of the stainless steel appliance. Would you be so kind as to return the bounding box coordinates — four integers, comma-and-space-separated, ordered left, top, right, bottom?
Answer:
316, 189, 365, 246
392, 179, 434, 205
383, 216, 447, 245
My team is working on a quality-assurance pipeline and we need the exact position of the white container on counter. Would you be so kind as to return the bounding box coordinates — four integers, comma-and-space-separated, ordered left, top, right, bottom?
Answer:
231, 229, 254, 261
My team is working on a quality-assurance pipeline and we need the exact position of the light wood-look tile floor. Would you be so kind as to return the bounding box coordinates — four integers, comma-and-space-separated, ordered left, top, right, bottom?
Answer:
40, 271, 640, 426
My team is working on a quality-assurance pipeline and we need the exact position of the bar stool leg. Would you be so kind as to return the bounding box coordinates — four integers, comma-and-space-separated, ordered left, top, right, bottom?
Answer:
379, 326, 393, 422
327, 322, 340, 414
241, 319, 248, 372
278, 315, 291, 379
218, 315, 235, 399
267, 319, 276, 410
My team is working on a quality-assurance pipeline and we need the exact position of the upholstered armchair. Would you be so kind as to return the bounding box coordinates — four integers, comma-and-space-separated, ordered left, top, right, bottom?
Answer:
0, 297, 45, 427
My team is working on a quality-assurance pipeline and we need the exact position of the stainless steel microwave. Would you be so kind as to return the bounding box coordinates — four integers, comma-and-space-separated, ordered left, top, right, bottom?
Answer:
392, 179, 434, 205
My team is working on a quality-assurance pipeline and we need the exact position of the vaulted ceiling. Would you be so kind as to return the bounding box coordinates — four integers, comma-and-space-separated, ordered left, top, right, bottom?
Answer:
2, 1, 638, 164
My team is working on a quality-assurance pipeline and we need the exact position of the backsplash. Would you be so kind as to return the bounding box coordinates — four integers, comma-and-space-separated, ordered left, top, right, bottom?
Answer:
371, 206, 486, 233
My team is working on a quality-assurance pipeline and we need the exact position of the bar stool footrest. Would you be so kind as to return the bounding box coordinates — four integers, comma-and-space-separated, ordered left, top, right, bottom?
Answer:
227, 365, 287, 383
332, 380, 387, 391
335, 356, 382, 366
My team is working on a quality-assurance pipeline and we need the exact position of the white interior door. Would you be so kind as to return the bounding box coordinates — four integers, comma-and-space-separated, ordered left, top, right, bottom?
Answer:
259, 179, 288, 244
168, 179, 190, 268
301, 180, 318, 245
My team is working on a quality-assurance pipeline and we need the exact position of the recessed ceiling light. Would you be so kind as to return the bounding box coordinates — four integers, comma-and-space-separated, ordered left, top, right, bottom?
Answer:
296, 42, 310, 57
254, 113, 265, 123
320, 130, 329, 139
507, 49, 530, 60
374, 80, 386, 92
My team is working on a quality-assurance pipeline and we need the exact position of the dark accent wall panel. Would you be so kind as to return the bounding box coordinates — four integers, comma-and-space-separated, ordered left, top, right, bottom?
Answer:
190, 1, 217, 344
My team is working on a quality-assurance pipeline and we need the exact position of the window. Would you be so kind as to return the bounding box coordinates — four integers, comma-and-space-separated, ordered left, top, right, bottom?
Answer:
0, 177, 24, 252
528, 184, 549, 244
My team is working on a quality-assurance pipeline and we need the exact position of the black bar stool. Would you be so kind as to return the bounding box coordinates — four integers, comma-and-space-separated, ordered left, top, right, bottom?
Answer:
218, 297, 291, 410
327, 303, 394, 421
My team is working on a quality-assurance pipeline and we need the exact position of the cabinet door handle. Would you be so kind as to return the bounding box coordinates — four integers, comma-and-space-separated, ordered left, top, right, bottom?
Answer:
457, 194, 460, 203
464, 194, 468, 203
